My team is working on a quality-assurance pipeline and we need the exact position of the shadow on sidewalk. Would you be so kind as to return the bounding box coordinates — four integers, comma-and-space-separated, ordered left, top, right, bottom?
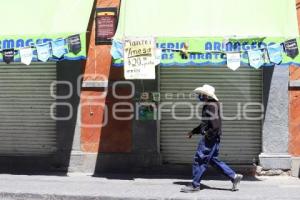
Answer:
174, 181, 233, 191
93, 172, 262, 182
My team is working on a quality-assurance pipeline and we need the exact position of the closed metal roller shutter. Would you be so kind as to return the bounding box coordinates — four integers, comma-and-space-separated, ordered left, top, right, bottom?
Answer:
0, 63, 57, 156
160, 66, 262, 165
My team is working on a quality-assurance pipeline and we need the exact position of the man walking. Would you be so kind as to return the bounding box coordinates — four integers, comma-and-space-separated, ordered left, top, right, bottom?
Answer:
181, 84, 243, 192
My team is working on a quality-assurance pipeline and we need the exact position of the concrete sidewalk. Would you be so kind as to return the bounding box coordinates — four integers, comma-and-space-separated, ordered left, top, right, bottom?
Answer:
0, 173, 299, 200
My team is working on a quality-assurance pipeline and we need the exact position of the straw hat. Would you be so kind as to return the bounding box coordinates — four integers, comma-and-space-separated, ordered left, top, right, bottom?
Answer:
193, 84, 219, 101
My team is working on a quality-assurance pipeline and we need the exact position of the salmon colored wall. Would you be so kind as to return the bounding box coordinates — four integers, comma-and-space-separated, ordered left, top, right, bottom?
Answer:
98, 88, 133, 153
288, 0, 300, 156
289, 67, 300, 156
80, 0, 129, 153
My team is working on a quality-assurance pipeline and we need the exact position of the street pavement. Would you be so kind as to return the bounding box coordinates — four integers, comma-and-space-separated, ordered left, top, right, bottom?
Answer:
0, 173, 299, 200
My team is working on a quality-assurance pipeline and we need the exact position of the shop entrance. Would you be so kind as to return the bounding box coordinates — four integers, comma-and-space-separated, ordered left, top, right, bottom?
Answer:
159, 66, 263, 165
0, 63, 57, 156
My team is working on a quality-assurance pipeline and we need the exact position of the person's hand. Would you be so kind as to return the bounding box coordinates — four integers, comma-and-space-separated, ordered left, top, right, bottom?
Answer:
187, 132, 193, 139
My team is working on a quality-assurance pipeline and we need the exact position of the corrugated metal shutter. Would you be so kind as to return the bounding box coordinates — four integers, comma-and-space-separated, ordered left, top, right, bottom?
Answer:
0, 63, 57, 156
160, 66, 262, 165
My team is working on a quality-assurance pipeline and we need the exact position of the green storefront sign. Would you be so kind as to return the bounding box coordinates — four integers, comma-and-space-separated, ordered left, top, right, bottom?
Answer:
0, 33, 87, 62
113, 37, 300, 67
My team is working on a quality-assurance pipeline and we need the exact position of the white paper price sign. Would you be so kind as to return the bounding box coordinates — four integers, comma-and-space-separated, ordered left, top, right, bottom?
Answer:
124, 37, 156, 79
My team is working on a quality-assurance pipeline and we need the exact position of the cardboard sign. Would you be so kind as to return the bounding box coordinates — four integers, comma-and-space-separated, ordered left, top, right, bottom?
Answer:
124, 37, 156, 79
95, 7, 118, 45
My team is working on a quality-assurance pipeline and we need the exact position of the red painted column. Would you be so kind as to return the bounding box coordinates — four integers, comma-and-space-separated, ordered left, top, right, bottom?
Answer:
288, 0, 300, 156
81, 0, 121, 153
289, 66, 300, 156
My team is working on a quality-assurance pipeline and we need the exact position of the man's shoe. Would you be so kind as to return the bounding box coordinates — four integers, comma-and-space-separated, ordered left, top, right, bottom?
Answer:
232, 174, 243, 191
180, 184, 200, 193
